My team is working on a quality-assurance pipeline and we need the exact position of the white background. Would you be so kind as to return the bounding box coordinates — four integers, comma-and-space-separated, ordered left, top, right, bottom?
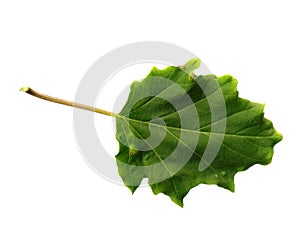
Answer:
1, 0, 299, 224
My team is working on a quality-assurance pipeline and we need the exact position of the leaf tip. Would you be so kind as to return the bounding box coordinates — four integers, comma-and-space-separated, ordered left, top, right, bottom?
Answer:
172, 198, 184, 208
273, 130, 283, 144
187, 58, 201, 68
127, 185, 138, 195
180, 58, 201, 75
277, 131, 283, 141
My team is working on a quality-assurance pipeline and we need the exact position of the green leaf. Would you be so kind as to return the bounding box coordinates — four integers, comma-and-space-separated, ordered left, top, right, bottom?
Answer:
115, 60, 282, 207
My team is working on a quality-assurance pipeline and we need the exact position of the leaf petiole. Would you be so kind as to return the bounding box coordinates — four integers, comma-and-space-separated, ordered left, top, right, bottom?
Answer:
20, 87, 115, 117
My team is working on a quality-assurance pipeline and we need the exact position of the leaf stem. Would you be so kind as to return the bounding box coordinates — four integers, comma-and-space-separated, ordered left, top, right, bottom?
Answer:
20, 87, 115, 117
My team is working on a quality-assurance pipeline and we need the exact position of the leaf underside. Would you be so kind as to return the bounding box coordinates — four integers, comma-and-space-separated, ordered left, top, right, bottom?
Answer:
115, 59, 282, 207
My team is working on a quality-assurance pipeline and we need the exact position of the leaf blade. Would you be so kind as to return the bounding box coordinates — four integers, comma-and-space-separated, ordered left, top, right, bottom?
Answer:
115, 61, 282, 207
